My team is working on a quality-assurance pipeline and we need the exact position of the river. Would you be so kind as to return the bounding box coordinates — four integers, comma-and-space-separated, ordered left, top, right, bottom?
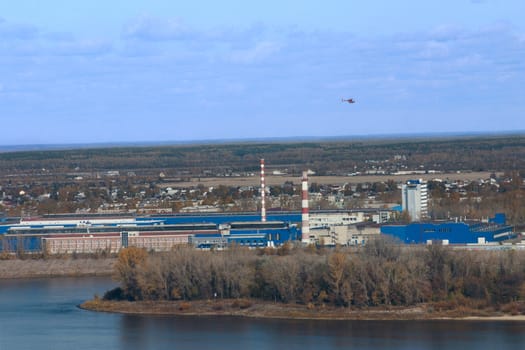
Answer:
1, 277, 524, 350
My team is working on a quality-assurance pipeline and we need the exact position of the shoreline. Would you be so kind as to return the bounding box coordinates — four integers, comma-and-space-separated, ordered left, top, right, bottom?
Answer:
80, 299, 525, 322
0, 257, 115, 279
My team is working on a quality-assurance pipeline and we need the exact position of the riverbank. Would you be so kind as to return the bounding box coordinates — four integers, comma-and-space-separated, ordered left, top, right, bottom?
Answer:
80, 298, 525, 321
0, 257, 115, 279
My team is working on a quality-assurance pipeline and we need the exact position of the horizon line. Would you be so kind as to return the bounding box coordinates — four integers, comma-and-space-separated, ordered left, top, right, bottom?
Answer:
1, 130, 524, 153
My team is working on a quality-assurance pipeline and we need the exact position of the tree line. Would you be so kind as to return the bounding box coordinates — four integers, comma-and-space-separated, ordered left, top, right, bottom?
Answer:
108, 240, 525, 310
1, 135, 524, 176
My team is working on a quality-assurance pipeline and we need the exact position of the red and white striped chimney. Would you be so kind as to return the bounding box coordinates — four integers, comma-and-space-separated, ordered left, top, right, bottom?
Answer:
301, 171, 310, 243
260, 159, 266, 222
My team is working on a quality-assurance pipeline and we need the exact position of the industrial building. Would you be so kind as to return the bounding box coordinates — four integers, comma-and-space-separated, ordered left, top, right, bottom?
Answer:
309, 211, 366, 228
380, 213, 515, 244
308, 209, 392, 229
0, 215, 300, 254
189, 221, 299, 249
309, 223, 381, 246
1, 222, 216, 254
1, 209, 518, 252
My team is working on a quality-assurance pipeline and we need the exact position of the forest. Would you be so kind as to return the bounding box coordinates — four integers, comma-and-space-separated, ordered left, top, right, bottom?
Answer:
1, 135, 524, 176
107, 242, 525, 313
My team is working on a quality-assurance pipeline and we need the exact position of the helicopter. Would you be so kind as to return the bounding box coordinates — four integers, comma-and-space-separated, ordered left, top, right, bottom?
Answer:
341, 98, 356, 104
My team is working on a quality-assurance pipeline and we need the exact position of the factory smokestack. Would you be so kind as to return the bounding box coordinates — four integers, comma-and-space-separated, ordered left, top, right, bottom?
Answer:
260, 159, 266, 222
301, 171, 310, 243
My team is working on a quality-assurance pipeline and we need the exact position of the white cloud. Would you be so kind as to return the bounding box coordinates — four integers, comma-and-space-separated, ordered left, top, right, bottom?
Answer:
419, 41, 450, 59
122, 15, 193, 41
228, 41, 282, 64
429, 24, 465, 41
48, 39, 113, 56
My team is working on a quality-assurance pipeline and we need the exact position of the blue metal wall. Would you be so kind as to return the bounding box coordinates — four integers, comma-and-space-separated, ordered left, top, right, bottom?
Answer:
229, 226, 300, 245
191, 226, 300, 249
0, 235, 42, 253
490, 213, 506, 225
381, 218, 514, 244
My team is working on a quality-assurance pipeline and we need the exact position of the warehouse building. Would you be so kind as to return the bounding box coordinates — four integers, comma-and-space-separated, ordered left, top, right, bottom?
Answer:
381, 214, 515, 244
189, 221, 299, 249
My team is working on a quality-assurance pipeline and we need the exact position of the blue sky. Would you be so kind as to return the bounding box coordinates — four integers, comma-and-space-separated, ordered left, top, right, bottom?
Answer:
1, 0, 524, 145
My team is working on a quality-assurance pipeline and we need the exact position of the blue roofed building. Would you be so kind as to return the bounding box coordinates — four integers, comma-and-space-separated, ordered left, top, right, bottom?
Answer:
189, 221, 299, 249
381, 214, 515, 244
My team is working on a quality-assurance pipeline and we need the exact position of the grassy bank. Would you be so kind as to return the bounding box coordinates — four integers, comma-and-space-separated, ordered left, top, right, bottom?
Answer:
0, 257, 116, 279
80, 298, 525, 321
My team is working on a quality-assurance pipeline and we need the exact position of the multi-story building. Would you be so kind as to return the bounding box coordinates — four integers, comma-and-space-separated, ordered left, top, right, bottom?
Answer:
401, 179, 428, 221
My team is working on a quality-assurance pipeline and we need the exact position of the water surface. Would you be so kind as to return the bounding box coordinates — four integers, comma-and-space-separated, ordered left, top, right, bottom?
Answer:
1, 277, 524, 350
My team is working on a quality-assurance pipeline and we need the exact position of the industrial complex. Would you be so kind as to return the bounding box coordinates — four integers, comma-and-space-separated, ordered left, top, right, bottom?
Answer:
0, 162, 522, 254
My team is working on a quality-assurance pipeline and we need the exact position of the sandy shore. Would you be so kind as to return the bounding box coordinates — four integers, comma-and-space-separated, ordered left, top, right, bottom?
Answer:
0, 258, 115, 279
80, 299, 525, 321
458, 315, 525, 321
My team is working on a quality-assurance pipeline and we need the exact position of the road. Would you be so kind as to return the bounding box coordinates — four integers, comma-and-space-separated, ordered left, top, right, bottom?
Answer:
162, 171, 498, 188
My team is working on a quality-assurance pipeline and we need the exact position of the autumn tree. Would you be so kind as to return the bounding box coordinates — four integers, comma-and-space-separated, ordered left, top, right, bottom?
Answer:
327, 251, 352, 306
114, 247, 149, 300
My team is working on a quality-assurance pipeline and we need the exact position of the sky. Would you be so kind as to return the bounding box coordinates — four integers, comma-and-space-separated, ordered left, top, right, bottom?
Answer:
1, 0, 524, 145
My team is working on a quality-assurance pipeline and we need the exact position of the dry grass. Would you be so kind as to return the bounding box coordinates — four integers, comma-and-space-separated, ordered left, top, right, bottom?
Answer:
79, 298, 525, 321
0, 257, 116, 279
231, 299, 253, 309
499, 302, 525, 316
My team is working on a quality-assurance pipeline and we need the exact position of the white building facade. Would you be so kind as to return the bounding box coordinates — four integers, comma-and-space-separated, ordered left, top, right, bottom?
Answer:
401, 179, 428, 221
